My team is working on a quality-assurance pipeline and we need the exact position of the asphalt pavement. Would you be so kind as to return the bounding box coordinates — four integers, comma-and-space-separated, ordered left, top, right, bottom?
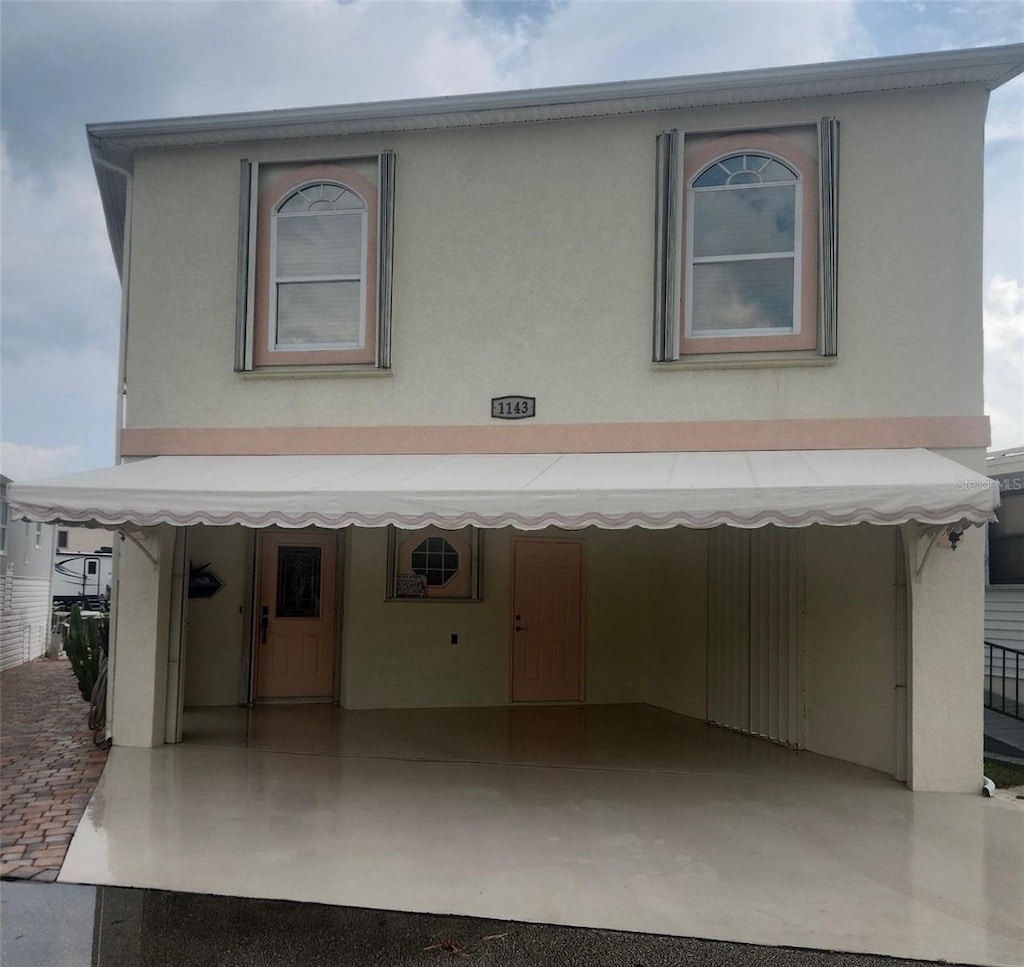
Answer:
1, 880, 967, 967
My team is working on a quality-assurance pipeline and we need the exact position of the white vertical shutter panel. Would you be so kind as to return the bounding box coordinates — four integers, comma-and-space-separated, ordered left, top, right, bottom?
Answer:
236, 160, 257, 372
707, 527, 750, 733
653, 129, 681, 361
749, 527, 803, 746
377, 149, 396, 370
708, 526, 803, 747
818, 117, 839, 357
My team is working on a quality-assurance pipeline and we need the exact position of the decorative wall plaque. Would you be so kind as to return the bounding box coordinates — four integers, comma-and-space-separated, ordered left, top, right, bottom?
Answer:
491, 395, 536, 419
188, 562, 224, 599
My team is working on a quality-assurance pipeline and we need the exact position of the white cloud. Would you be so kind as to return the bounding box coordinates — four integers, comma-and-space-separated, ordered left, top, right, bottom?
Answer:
0, 442, 83, 481
984, 275, 1024, 450
508, 0, 866, 88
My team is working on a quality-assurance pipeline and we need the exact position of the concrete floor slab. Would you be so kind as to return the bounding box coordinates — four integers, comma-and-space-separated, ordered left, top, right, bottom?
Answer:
58, 706, 1024, 966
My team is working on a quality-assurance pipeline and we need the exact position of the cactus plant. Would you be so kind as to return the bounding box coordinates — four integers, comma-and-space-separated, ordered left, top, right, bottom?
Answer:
63, 604, 109, 703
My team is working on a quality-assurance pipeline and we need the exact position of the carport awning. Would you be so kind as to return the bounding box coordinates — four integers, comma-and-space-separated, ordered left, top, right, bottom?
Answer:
6, 449, 998, 530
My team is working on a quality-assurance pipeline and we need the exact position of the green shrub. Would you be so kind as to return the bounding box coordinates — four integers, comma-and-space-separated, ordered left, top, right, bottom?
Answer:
984, 759, 1024, 789
63, 605, 109, 703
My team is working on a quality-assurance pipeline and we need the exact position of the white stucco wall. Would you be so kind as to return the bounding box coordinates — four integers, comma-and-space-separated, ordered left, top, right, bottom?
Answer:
340, 527, 505, 709
340, 526, 672, 709
121, 84, 988, 435
903, 523, 986, 793
803, 524, 899, 775
183, 525, 251, 707
181, 525, 712, 714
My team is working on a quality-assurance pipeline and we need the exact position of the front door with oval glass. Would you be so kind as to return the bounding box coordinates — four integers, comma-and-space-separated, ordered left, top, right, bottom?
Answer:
255, 532, 338, 700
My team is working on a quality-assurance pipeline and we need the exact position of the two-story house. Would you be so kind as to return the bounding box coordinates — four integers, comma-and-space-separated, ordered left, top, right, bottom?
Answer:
10, 45, 1019, 803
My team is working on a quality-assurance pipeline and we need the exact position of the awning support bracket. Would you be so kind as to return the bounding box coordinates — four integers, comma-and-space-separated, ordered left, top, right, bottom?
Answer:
118, 528, 158, 567
914, 523, 967, 581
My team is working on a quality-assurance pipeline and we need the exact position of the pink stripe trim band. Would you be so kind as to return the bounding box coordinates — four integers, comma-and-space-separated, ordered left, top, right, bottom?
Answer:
120, 416, 991, 457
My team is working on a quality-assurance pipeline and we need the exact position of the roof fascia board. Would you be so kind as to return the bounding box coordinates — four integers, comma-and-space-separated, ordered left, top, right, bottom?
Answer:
87, 43, 1024, 149
86, 43, 1024, 268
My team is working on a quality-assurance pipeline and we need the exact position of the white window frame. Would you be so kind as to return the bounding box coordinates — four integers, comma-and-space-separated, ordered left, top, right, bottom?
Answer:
268, 180, 369, 354
684, 153, 804, 341
235, 151, 396, 372
653, 119, 839, 362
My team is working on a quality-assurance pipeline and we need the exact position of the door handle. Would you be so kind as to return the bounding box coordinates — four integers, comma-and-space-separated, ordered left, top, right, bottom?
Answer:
515, 625, 526, 632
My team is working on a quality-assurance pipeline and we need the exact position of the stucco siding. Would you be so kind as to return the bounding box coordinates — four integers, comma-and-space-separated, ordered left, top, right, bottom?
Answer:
122, 85, 988, 438
183, 525, 251, 706
181, 526, 713, 714
804, 524, 899, 775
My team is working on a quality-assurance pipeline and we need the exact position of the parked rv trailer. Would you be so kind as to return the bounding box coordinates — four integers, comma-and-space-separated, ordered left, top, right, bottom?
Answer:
53, 551, 112, 609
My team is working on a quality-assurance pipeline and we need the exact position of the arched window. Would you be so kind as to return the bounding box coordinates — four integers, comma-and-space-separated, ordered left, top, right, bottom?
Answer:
672, 130, 821, 356
689, 152, 800, 336
271, 181, 368, 350
248, 160, 384, 369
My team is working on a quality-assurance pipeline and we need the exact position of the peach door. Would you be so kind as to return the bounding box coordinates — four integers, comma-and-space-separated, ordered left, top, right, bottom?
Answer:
511, 540, 584, 703
256, 532, 337, 700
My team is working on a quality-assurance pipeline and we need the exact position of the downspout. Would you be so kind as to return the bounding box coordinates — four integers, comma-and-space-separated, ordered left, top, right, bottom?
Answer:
91, 146, 134, 743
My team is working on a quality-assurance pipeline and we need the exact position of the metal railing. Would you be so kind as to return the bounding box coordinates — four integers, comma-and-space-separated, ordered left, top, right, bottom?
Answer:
984, 640, 1023, 721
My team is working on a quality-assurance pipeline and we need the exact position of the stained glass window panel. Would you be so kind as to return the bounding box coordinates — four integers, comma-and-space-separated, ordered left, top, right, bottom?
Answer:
276, 546, 322, 617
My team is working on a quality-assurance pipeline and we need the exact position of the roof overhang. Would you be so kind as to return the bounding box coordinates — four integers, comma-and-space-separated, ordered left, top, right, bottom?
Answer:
5, 450, 1000, 532
88, 43, 1024, 270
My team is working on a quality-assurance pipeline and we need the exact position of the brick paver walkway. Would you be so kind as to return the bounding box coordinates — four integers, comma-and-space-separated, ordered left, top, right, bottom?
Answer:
1, 658, 108, 881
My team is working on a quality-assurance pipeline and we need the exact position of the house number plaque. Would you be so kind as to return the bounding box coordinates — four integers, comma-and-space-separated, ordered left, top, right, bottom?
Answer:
491, 396, 536, 419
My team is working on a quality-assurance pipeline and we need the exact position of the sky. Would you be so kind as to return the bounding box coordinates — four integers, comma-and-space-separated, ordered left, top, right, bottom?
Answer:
1, 0, 1022, 481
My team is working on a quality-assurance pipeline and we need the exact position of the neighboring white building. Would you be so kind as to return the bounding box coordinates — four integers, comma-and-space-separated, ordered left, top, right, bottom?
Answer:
10, 45, 1023, 796
0, 475, 57, 670
985, 447, 1024, 650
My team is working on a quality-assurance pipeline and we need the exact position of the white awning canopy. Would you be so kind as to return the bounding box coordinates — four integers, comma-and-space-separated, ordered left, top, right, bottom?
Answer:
6, 449, 998, 531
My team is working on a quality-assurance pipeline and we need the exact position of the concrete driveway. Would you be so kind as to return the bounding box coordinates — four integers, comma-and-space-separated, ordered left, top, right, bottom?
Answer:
56, 705, 1024, 966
